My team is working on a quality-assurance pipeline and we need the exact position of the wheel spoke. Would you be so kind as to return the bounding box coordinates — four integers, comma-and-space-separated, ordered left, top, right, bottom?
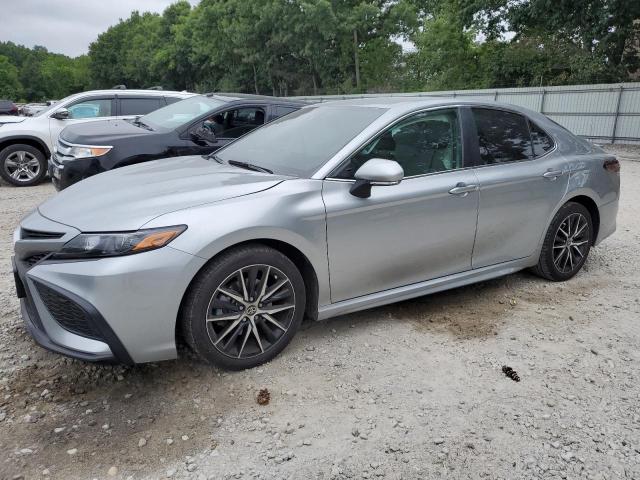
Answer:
207, 313, 241, 322
238, 268, 249, 301
258, 266, 272, 299
260, 304, 294, 315
250, 319, 264, 353
17, 151, 25, 162
558, 226, 569, 238
214, 317, 243, 345
261, 278, 288, 302
218, 287, 244, 304
26, 158, 40, 168
262, 313, 287, 331
571, 245, 584, 258
5, 159, 18, 168
237, 325, 252, 358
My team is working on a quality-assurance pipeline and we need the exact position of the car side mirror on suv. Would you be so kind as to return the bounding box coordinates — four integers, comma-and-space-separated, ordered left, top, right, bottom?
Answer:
51, 108, 70, 120
350, 158, 404, 198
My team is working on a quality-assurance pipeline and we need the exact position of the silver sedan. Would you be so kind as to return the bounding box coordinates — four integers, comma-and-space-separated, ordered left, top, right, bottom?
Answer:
13, 98, 620, 370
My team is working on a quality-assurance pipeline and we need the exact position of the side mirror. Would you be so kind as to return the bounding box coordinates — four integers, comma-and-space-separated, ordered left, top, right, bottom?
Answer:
191, 125, 217, 145
51, 108, 70, 120
350, 158, 404, 198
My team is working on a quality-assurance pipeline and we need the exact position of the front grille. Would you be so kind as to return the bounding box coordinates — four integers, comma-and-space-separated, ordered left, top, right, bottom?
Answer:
21, 228, 64, 240
23, 253, 50, 268
34, 282, 102, 340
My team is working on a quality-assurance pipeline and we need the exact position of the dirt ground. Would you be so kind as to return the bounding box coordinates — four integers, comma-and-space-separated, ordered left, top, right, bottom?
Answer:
0, 145, 639, 480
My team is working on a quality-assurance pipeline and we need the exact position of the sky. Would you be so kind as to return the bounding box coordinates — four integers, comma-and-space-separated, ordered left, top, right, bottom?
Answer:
1, 0, 200, 58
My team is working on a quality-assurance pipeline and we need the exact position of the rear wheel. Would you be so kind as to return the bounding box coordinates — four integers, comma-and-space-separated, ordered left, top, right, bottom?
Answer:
0, 144, 47, 186
181, 244, 305, 370
533, 202, 593, 281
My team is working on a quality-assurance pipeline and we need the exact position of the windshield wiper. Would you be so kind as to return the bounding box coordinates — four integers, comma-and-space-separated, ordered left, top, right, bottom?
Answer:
205, 153, 224, 163
227, 160, 273, 174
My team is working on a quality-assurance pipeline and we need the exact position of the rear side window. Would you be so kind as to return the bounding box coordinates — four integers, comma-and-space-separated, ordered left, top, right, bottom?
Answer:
274, 106, 299, 117
529, 121, 554, 156
120, 97, 164, 116
472, 108, 533, 164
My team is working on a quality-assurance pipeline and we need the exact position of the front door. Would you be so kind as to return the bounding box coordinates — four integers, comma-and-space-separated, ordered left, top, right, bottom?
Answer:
323, 108, 480, 302
468, 107, 569, 268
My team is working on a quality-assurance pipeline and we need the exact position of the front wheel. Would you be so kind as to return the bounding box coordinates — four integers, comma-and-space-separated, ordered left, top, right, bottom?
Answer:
532, 202, 593, 281
0, 144, 47, 186
181, 244, 306, 370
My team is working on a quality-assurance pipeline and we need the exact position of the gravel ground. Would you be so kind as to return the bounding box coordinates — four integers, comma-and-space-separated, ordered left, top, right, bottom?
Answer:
0, 146, 639, 480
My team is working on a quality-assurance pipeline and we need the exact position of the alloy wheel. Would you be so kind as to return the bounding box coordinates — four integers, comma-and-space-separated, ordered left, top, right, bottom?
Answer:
205, 264, 296, 359
4, 151, 41, 183
552, 212, 590, 274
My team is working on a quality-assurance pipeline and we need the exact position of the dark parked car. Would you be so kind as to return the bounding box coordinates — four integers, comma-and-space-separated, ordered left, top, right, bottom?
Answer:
0, 100, 19, 116
50, 94, 305, 190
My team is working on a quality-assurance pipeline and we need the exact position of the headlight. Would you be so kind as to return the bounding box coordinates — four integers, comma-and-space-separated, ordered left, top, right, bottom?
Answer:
52, 225, 187, 259
66, 145, 112, 159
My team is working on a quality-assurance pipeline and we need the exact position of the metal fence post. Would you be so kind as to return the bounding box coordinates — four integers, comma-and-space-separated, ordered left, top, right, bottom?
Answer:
539, 89, 546, 114
611, 85, 624, 144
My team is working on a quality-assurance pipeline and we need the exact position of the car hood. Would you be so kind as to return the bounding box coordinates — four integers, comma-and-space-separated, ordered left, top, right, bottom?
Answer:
60, 118, 157, 144
39, 155, 289, 231
0, 115, 26, 124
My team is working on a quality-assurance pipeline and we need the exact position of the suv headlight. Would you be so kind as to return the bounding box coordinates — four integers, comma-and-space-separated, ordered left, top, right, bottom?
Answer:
52, 226, 187, 259
66, 145, 112, 159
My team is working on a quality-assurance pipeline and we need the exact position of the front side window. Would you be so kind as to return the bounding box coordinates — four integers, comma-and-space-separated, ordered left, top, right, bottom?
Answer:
530, 121, 554, 156
141, 95, 227, 130
67, 98, 113, 119
334, 108, 463, 179
201, 107, 265, 139
472, 108, 533, 164
215, 106, 386, 178
120, 97, 163, 116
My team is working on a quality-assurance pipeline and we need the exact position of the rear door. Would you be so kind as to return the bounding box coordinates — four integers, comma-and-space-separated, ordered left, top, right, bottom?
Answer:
117, 96, 166, 118
468, 107, 568, 268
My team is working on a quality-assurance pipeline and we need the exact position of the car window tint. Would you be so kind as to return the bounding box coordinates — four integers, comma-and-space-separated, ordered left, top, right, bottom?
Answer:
530, 121, 554, 156
335, 109, 463, 179
202, 107, 266, 139
215, 106, 386, 178
120, 97, 163, 116
67, 99, 113, 119
472, 108, 533, 164
274, 106, 298, 117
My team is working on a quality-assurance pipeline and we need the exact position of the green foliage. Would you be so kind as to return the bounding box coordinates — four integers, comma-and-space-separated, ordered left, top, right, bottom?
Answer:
2, 0, 639, 100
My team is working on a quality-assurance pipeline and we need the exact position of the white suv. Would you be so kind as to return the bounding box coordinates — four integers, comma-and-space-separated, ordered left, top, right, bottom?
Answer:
0, 89, 194, 186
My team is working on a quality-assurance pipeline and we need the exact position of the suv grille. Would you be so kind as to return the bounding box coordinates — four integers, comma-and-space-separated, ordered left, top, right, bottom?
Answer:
21, 228, 64, 240
35, 282, 102, 340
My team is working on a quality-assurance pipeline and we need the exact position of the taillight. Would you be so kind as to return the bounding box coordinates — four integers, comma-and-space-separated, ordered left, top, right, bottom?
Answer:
603, 159, 620, 173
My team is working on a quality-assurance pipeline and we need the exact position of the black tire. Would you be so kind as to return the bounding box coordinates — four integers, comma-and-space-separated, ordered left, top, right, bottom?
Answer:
0, 144, 47, 186
181, 244, 306, 370
532, 202, 593, 281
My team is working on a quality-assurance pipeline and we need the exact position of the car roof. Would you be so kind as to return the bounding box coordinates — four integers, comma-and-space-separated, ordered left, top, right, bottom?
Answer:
66, 89, 195, 99
313, 96, 541, 117
205, 92, 307, 106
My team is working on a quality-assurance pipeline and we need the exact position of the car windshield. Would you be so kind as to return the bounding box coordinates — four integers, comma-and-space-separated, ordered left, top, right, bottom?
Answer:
141, 95, 227, 130
215, 106, 386, 177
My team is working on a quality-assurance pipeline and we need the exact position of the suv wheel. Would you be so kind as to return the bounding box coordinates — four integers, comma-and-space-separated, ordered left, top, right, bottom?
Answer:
0, 144, 47, 186
181, 244, 306, 370
532, 202, 593, 281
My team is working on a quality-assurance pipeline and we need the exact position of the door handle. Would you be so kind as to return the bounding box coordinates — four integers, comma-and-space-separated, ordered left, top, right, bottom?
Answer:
542, 170, 563, 179
448, 183, 478, 196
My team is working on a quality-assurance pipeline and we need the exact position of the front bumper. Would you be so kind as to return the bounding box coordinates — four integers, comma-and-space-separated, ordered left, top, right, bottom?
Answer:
49, 153, 101, 191
14, 212, 207, 364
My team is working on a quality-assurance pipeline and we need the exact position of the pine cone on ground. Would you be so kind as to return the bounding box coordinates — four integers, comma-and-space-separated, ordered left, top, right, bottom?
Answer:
502, 365, 520, 382
256, 388, 271, 405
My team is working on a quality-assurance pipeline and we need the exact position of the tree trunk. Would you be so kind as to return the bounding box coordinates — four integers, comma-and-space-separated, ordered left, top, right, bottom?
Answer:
353, 29, 361, 90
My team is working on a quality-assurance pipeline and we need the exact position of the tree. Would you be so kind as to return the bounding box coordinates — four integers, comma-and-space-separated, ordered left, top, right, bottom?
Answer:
0, 55, 22, 99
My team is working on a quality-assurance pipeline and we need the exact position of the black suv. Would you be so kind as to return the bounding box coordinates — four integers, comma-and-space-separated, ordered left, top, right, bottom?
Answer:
50, 94, 305, 190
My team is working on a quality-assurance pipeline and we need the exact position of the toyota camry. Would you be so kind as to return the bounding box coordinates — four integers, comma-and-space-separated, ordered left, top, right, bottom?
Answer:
12, 98, 620, 370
